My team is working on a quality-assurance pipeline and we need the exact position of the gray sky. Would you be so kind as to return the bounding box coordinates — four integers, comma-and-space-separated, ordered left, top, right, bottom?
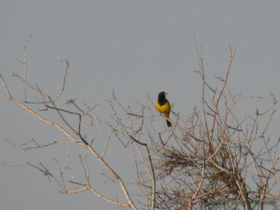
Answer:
1, 1, 280, 209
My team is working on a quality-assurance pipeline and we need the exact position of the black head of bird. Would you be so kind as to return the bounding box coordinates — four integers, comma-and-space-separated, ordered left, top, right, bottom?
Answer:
158, 92, 167, 104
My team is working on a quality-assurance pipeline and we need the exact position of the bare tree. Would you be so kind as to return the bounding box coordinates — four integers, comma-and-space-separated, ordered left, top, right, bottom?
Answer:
1, 35, 153, 210
1, 36, 280, 210
153, 42, 279, 210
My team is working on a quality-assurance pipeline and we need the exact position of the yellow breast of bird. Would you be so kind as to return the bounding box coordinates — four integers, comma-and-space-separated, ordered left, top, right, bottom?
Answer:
156, 101, 171, 117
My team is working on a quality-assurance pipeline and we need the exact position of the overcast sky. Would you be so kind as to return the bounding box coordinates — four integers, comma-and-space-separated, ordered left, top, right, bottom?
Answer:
1, 1, 280, 209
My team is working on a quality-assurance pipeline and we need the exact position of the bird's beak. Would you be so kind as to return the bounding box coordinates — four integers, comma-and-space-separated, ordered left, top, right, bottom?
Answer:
165, 93, 168, 96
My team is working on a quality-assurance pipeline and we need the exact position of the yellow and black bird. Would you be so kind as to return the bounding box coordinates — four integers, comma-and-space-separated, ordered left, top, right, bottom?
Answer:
157, 91, 172, 127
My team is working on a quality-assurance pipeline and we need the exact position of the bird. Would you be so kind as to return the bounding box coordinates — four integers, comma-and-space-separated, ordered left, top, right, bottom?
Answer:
156, 91, 172, 127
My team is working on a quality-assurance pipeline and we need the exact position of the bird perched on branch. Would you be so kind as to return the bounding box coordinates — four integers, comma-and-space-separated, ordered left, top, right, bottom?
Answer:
157, 91, 172, 127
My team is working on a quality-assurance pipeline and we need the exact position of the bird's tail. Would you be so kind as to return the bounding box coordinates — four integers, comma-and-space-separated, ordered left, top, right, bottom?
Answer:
166, 119, 172, 127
